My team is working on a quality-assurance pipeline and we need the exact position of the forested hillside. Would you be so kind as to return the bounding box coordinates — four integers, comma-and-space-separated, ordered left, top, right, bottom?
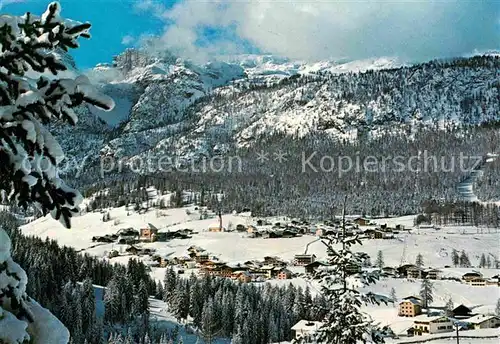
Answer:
52, 53, 500, 216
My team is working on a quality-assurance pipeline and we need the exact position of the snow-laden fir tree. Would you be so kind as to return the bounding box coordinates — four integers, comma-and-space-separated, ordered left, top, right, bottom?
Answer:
451, 249, 460, 267
444, 297, 454, 316
486, 255, 492, 268
200, 297, 221, 344
415, 253, 424, 268
0, 2, 113, 343
459, 251, 471, 267
419, 278, 434, 311
479, 253, 487, 268
0, 2, 113, 226
415, 253, 424, 278
375, 250, 384, 269
294, 198, 386, 344
390, 288, 397, 307
80, 278, 96, 340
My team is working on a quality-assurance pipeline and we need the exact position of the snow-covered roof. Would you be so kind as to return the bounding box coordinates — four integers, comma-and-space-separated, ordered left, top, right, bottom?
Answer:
291, 320, 323, 331
403, 295, 422, 300
260, 265, 276, 270
413, 315, 449, 323
400, 298, 421, 305
236, 271, 252, 277
466, 314, 500, 325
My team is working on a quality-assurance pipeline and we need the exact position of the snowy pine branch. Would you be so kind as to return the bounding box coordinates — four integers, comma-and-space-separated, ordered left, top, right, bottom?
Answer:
0, 2, 114, 228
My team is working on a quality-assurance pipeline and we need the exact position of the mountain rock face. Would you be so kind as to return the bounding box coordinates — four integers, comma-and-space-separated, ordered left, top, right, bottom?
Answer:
57, 50, 500, 174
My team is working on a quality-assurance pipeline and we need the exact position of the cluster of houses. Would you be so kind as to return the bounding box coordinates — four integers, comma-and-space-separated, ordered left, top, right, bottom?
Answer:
381, 264, 443, 280
384, 264, 500, 286
97, 224, 195, 259
93, 223, 194, 245
245, 219, 311, 239
199, 257, 294, 283
155, 246, 295, 283
240, 217, 405, 239
219, 217, 405, 240
460, 271, 500, 287
292, 253, 362, 276
291, 299, 500, 340
398, 295, 500, 336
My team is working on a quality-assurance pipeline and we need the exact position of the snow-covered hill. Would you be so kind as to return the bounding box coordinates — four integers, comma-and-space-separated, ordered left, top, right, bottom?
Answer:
55, 51, 499, 174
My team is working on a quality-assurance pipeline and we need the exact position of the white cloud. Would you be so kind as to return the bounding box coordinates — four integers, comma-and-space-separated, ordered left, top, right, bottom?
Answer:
135, 0, 500, 62
0, 0, 26, 10
121, 35, 135, 45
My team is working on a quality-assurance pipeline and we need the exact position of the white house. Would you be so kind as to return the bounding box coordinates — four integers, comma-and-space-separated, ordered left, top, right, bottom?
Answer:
466, 277, 487, 286
291, 320, 323, 340
413, 315, 453, 334
466, 314, 500, 329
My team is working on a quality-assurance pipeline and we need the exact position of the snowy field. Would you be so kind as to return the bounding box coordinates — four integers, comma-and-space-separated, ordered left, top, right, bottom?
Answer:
20, 205, 500, 344
21, 205, 500, 268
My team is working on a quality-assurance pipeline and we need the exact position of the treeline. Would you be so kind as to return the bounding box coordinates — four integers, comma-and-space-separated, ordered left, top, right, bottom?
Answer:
156, 267, 328, 344
450, 249, 499, 269
53, 53, 500, 220
67, 126, 500, 220
421, 200, 500, 228
59, 278, 183, 344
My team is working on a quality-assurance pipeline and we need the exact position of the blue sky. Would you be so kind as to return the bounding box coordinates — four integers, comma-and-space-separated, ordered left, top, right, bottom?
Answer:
2, 0, 168, 68
2, 1, 499, 69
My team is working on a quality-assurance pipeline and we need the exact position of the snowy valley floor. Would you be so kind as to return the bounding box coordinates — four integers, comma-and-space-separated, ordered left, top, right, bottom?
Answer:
21, 205, 500, 343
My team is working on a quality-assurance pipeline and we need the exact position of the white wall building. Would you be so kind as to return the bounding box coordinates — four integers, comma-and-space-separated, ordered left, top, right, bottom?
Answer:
466, 314, 500, 329
413, 315, 453, 334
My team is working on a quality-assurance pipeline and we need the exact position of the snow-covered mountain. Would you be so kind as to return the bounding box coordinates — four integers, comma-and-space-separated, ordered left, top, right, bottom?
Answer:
55, 50, 499, 173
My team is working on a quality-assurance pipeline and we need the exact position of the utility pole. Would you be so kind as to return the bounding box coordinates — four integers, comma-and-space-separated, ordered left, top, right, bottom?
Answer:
455, 323, 460, 344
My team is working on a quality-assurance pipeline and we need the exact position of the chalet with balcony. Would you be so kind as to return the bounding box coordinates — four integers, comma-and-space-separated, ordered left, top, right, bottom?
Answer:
235, 271, 252, 283
425, 269, 441, 280
294, 254, 316, 266
125, 245, 142, 255
407, 266, 423, 279
462, 272, 483, 282
397, 264, 418, 278
466, 277, 487, 286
